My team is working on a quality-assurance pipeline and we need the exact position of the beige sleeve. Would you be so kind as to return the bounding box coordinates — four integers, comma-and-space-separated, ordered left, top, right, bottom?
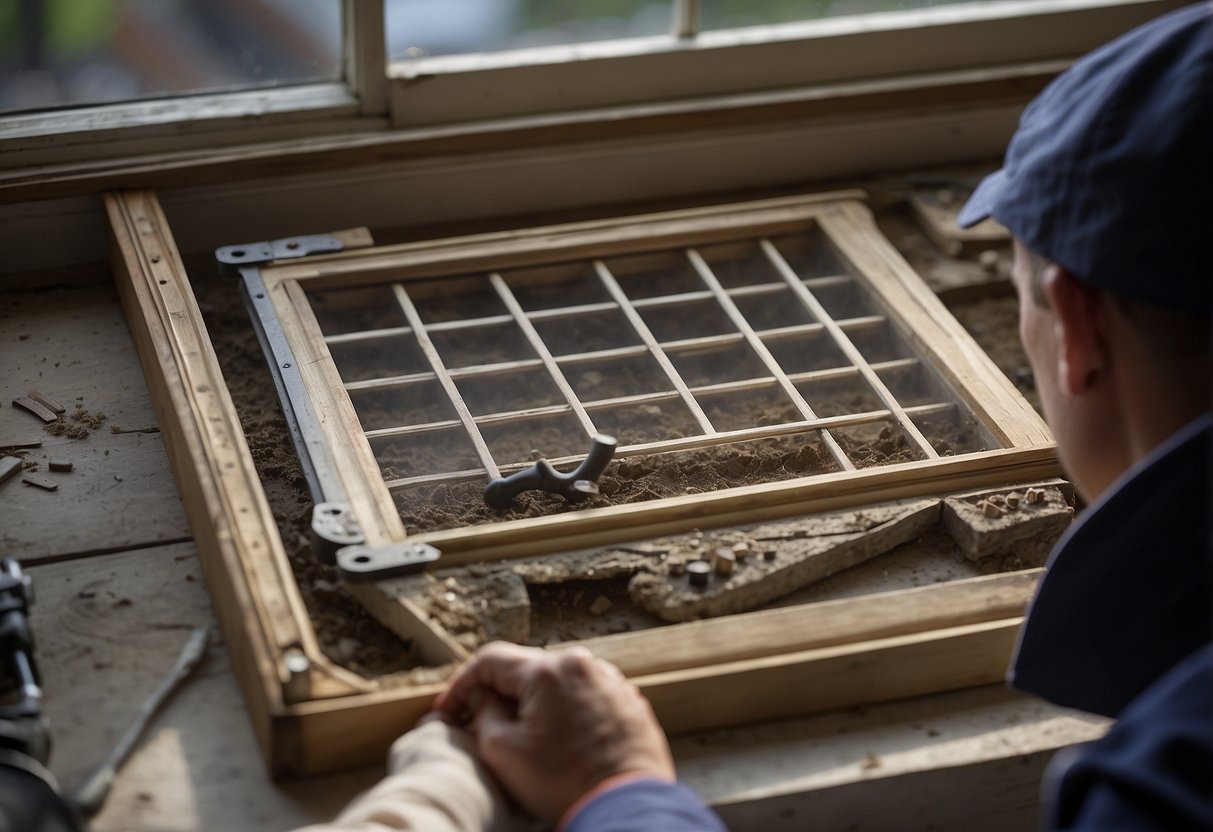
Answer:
291, 718, 508, 832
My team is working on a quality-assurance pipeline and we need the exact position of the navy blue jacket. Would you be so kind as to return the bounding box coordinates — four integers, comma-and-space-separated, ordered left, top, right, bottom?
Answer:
567, 417, 1213, 831
1013, 416, 1213, 829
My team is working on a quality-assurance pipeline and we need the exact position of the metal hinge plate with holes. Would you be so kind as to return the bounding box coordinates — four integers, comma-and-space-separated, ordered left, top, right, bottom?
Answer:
215, 228, 374, 274
336, 543, 442, 581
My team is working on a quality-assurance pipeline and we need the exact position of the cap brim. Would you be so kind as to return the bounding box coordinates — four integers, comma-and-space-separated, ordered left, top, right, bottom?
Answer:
956, 169, 1006, 228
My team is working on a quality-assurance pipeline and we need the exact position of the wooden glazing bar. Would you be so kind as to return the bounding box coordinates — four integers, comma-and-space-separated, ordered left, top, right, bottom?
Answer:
759, 315, 883, 343
326, 324, 414, 345
382, 408, 910, 490
342, 321, 895, 395
361, 359, 937, 441
325, 285, 827, 346
488, 272, 598, 437
687, 247, 854, 472
528, 300, 620, 319
390, 284, 501, 480
626, 276, 846, 310
593, 259, 716, 435
370, 398, 952, 455
761, 238, 940, 459
412, 444, 1061, 564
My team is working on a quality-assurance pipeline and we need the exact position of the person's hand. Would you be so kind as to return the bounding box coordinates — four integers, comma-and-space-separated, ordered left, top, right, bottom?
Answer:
432, 641, 676, 823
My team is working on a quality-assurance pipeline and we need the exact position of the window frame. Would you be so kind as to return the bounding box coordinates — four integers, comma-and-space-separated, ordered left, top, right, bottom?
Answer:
385, 0, 1185, 126
0, 0, 1186, 175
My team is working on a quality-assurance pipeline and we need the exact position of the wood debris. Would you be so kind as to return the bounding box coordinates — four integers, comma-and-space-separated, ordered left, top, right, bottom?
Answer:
942, 485, 1072, 562
12, 396, 58, 423
0, 456, 21, 486
22, 474, 59, 492
627, 498, 941, 623
0, 439, 42, 452
26, 390, 65, 415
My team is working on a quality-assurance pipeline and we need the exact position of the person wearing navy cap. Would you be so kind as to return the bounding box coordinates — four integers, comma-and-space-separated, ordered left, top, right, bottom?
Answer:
953, 1, 1213, 828
297, 5, 1212, 831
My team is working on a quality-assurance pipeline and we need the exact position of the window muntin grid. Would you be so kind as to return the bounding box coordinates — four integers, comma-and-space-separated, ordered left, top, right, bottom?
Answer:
308, 224, 994, 517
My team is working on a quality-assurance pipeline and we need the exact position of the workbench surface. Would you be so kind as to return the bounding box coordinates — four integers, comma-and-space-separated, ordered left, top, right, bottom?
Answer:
1, 266, 1107, 832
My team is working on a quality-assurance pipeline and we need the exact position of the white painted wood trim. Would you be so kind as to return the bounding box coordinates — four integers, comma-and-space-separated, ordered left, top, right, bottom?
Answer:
386, 0, 1183, 125
0, 84, 372, 169
343, 0, 388, 116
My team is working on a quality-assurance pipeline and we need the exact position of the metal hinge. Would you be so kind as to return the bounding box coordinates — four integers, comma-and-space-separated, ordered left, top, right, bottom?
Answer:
215, 227, 374, 274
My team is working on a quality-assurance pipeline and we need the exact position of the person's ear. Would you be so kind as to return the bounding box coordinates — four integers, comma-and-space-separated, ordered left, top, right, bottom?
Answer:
1043, 265, 1106, 396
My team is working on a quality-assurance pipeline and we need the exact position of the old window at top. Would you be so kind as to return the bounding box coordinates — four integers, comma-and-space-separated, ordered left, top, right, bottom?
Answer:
386, 0, 1010, 59
245, 193, 1053, 568
0, 0, 342, 115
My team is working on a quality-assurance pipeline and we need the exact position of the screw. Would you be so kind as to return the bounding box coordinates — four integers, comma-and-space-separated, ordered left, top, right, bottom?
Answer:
687, 560, 711, 587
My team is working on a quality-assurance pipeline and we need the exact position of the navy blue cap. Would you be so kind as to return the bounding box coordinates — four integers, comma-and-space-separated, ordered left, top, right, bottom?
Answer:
959, 2, 1213, 311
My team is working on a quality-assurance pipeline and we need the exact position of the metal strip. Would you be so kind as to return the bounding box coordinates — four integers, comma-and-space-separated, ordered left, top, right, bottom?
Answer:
239, 268, 349, 507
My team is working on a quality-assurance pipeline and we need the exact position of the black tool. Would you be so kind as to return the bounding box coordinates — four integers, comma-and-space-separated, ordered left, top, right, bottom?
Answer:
0, 557, 88, 832
484, 434, 618, 509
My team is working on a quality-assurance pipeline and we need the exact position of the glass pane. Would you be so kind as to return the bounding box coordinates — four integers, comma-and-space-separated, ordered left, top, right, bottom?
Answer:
387, 0, 674, 59
702, 0, 985, 29
0, 0, 341, 115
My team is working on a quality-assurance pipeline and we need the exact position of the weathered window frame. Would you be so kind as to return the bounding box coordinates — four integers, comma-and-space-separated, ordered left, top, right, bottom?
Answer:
107, 188, 1062, 777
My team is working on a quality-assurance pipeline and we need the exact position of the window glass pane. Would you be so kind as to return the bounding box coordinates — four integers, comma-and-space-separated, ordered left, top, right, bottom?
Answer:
387, 0, 674, 59
0, 0, 341, 115
701, 0, 987, 29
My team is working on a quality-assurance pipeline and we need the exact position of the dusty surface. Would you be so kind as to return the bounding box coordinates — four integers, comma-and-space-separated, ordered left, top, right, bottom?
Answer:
194, 187, 1051, 674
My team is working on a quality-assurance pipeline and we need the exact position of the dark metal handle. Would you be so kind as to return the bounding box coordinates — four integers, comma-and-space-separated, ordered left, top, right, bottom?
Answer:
484, 434, 617, 509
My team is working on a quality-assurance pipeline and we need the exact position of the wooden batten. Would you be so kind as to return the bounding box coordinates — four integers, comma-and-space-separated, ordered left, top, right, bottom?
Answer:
104, 192, 374, 722
571, 569, 1040, 677
638, 617, 1023, 735
414, 446, 1060, 566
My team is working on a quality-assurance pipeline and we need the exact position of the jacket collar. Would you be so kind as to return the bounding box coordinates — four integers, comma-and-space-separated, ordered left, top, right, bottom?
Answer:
1010, 415, 1213, 717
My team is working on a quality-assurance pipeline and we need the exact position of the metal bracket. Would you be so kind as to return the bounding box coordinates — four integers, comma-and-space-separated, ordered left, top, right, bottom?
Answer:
216, 234, 349, 274
336, 542, 441, 581
311, 503, 365, 565
239, 270, 351, 513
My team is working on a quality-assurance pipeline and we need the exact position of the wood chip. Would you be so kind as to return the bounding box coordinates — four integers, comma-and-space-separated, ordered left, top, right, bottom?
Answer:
712, 548, 736, 576
22, 474, 58, 492
12, 396, 58, 423
0, 457, 21, 485
48, 459, 73, 472
0, 439, 42, 451
26, 390, 65, 414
